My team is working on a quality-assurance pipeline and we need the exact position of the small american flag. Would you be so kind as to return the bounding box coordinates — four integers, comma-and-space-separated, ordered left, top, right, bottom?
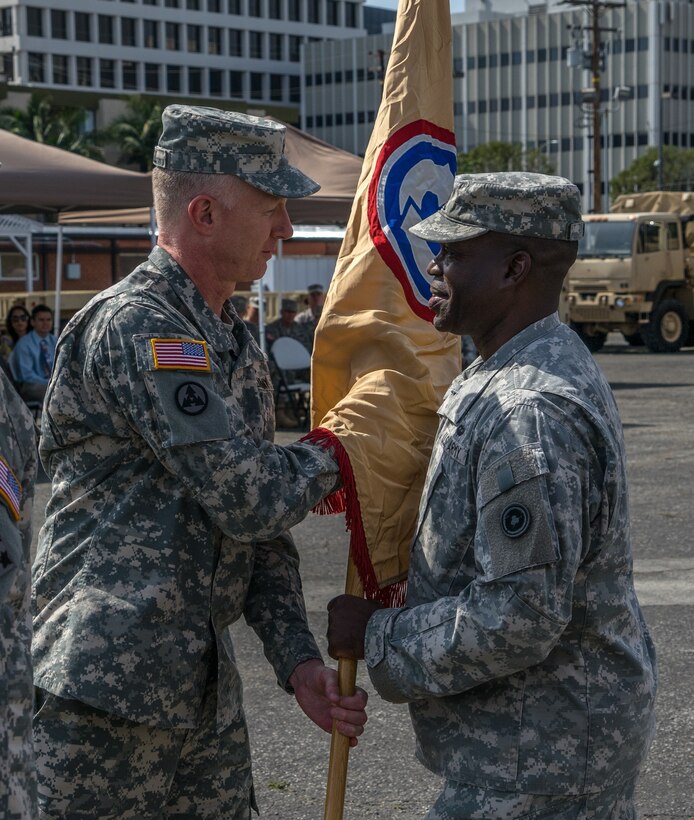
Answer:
151, 338, 210, 371
0, 456, 21, 522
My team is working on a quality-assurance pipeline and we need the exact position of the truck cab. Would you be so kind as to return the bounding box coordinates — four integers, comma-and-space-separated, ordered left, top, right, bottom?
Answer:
568, 212, 694, 352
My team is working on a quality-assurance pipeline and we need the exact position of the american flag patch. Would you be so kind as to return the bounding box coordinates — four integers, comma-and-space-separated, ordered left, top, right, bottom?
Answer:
0, 456, 21, 522
150, 338, 211, 372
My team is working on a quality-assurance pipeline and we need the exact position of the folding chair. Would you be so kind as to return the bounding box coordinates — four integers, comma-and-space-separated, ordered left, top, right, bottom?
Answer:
269, 337, 312, 429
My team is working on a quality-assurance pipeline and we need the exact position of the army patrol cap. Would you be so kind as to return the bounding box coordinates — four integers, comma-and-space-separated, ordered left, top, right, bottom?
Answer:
281, 298, 298, 312
410, 172, 584, 244
153, 105, 320, 199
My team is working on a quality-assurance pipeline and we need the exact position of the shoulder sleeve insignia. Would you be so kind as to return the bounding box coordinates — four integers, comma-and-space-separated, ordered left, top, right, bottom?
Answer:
150, 338, 211, 372
0, 456, 21, 522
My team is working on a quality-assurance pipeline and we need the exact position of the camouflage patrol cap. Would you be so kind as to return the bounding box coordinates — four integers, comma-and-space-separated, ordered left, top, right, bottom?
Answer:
410, 172, 584, 244
281, 298, 298, 312
153, 105, 320, 199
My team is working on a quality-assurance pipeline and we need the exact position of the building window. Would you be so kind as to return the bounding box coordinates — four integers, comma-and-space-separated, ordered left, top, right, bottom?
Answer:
478, 54, 486, 69
167, 64, 181, 91
229, 29, 243, 56
144, 20, 159, 49
478, 100, 487, 113
288, 0, 301, 21
526, 95, 535, 109
561, 91, 571, 106
75, 12, 91, 42
28, 52, 45, 82
500, 52, 509, 66
249, 0, 262, 15
489, 98, 498, 112
345, 1, 357, 27
625, 38, 635, 52
327, 0, 339, 25
549, 46, 558, 61
98, 15, 114, 44
145, 62, 160, 90
76, 56, 92, 86
500, 97, 509, 111
188, 66, 202, 93
537, 47, 547, 62
229, 69, 243, 97
208, 0, 222, 11
269, 0, 282, 18
537, 94, 547, 108
121, 18, 137, 47
512, 50, 522, 64
249, 31, 263, 59
144, 0, 158, 4
288, 35, 302, 62
208, 26, 223, 55
549, 92, 558, 107
100, 58, 115, 88
526, 49, 535, 63
269, 32, 282, 60
27, 6, 43, 37
187, 24, 202, 52
0, 8, 13, 37
228, 0, 241, 13
489, 53, 497, 68
52, 54, 69, 85
209, 67, 223, 94
289, 75, 300, 102
166, 22, 180, 50
512, 96, 521, 110
187, 0, 201, 9
50, 9, 67, 39
250, 71, 264, 98
307, 0, 320, 23
122, 61, 138, 89
165, 0, 180, 6
270, 72, 283, 100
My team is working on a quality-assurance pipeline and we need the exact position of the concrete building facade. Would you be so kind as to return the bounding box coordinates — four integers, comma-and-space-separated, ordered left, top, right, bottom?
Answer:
303, 0, 694, 210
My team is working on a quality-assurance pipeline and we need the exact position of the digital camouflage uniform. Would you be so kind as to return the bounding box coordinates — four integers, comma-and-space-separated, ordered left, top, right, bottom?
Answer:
32, 105, 338, 818
293, 308, 319, 352
364, 174, 657, 818
0, 370, 37, 819
365, 314, 657, 816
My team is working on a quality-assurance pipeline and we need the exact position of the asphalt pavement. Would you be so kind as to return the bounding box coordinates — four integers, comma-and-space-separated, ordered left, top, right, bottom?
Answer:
30, 334, 694, 818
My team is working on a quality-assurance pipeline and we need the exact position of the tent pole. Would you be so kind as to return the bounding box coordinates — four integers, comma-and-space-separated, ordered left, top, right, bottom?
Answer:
54, 225, 63, 333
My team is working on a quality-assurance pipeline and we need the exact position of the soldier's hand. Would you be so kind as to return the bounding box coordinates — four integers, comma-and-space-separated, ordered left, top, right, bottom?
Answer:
327, 594, 383, 661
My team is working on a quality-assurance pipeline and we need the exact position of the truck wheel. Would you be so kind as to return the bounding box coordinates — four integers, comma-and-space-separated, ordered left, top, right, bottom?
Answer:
642, 300, 688, 353
622, 331, 645, 347
570, 322, 607, 353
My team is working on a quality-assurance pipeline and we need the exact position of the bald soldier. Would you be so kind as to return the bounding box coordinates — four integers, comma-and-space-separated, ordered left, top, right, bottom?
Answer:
328, 173, 657, 819
0, 370, 37, 818
32, 106, 367, 819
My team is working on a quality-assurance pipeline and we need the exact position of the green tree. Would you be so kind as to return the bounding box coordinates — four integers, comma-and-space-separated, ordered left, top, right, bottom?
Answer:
103, 96, 163, 172
457, 141, 555, 174
0, 92, 103, 159
610, 146, 694, 199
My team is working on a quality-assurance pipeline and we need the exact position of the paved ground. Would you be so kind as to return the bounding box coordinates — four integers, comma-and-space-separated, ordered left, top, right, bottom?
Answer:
31, 335, 694, 818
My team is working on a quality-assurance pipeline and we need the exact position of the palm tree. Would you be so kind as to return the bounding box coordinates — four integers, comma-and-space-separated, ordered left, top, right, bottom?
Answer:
0, 92, 103, 159
104, 96, 163, 172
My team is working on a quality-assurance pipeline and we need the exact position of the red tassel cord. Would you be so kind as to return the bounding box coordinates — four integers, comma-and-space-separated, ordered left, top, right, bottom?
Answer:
301, 427, 407, 607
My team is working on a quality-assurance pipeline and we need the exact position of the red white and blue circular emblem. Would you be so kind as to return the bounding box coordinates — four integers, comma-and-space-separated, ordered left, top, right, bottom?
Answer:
368, 120, 457, 322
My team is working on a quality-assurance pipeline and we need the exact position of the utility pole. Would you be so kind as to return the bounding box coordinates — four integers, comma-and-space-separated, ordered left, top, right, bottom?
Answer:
563, 0, 627, 213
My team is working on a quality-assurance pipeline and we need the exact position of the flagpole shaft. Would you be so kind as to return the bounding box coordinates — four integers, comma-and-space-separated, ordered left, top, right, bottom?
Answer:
324, 558, 363, 820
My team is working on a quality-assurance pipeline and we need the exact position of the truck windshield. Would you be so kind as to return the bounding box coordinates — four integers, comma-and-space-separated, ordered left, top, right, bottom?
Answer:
577, 221, 635, 258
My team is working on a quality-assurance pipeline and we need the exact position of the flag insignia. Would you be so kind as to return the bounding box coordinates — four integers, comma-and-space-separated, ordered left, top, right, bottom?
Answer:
150, 338, 211, 371
368, 120, 456, 322
0, 456, 21, 522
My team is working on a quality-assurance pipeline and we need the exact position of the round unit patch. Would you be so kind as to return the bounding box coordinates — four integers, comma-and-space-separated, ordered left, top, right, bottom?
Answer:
368, 119, 457, 322
501, 503, 531, 538
175, 382, 209, 415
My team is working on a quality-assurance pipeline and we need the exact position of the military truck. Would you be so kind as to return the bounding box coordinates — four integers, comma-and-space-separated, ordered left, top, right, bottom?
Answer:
567, 191, 694, 353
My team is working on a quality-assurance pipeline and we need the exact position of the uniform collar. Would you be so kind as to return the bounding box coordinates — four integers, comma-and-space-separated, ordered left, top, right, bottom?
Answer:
148, 246, 240, 354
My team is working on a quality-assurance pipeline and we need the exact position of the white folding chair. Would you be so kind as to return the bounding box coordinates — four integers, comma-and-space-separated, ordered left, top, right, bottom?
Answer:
269, 337, 312, 428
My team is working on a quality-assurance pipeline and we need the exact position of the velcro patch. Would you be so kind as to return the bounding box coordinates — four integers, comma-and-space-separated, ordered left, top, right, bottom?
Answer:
0, 456, 21, 522
150, 338, 211, 372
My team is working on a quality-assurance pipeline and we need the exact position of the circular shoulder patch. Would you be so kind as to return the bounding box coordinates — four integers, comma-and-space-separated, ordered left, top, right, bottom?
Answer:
501, 503, 531, 538
175, 382, 209, 415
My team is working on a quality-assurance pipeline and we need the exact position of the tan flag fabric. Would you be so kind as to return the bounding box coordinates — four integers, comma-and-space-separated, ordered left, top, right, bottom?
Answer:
306, 0, 462, 606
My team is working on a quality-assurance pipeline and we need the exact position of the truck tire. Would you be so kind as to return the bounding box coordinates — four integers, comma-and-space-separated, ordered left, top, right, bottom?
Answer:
570, 322, 607, 353
642, 300, 688, 353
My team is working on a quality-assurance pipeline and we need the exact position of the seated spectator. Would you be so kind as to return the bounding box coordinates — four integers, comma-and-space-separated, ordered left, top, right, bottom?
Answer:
266, 298, 311, 430
242, 297, 263, 345
0, 305, 31, 363
294, 283, 325, 351
9, 304, 57, 404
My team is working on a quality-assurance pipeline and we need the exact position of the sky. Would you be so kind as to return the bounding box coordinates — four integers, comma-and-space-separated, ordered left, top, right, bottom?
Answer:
364, 0, 466, 10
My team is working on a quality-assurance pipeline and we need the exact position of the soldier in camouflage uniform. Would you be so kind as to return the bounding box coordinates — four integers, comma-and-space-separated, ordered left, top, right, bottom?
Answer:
0, 370, 37, 819
32, 105, 368, 819
294, 283, 325, 352
328, 173, 657, 819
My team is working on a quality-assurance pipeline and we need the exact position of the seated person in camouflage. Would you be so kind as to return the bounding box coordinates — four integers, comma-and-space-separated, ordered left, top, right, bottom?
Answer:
294, 282, 325, 352
328, 173, 657, 819
32, 105, 368, 819
0, 369, 37, 818
265, 297, 311, 429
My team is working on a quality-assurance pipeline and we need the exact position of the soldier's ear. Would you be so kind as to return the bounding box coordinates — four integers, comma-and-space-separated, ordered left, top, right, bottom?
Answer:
505, 250, 532, 286
187, 195, 216, 234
